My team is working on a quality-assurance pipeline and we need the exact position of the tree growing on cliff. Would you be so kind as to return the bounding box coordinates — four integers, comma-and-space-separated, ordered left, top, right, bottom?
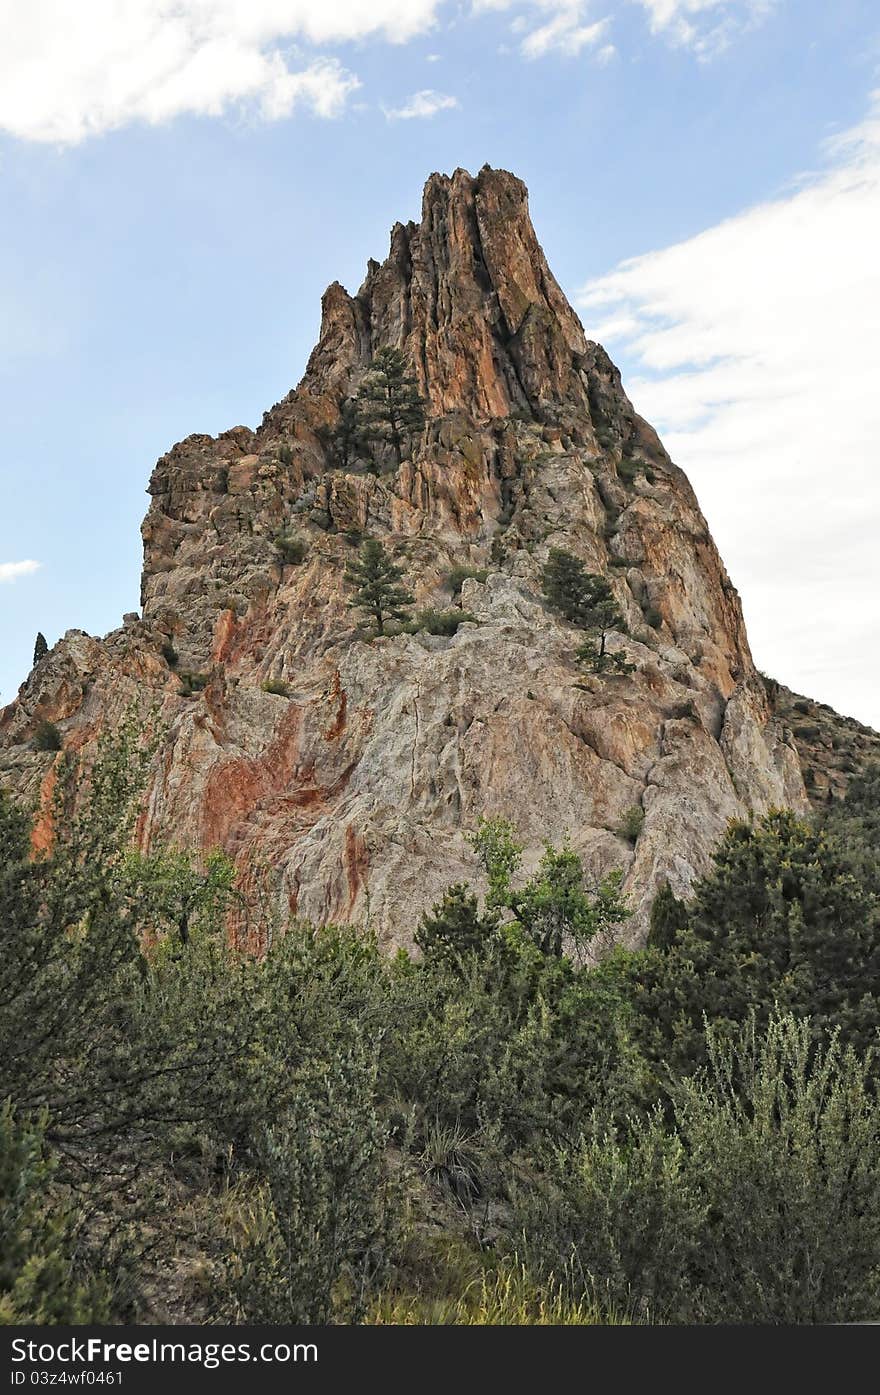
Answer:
329, 399, 366, 471
541, 548, 633, 675
33, 632, 48, 666
345, 538, 414, 636
575, 635, 636, 677
355, 348, 426, 471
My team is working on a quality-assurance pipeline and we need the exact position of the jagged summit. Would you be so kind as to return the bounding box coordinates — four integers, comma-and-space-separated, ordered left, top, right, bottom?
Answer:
290, 165, 591, 424
0, 168, 808, 945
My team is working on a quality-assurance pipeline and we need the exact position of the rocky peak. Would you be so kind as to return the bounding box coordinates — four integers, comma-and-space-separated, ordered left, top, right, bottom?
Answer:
0, 168, 810, 946
285, 165, 592, 426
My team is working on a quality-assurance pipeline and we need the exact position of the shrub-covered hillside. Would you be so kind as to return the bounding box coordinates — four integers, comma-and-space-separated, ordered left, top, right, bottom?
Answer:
2, 726, 880, 1325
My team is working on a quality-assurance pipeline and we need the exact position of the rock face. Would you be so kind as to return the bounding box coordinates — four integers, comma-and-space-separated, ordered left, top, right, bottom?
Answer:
0, 166, 808, 947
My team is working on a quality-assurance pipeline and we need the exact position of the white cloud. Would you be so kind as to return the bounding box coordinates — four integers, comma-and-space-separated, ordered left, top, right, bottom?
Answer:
383, 89, 459, 120
635, 0, 774, 56
0, 1, 778, 144
0, 560, 42, 583
520, 8, 609, 59
475, 0, 771, 59
577, 93, 880, 728
475, 1, 609, 60
0, 1, 443, 143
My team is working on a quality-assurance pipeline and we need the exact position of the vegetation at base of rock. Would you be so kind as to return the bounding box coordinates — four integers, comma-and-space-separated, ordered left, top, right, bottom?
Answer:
33, 720, 62, 752
0, 1105, 110, 1323
444, 565, 488, 595
635, 805, 880, 1075
160, 641, 178, 667
345, 537, 414, 637
261, 678, 290, 697
469, 816, 630, 960
177, 671, 208, 697
32, 632, 48, 666
3, 728, 880, 1324
410, 608, 476, 637
617, 806, 645, 843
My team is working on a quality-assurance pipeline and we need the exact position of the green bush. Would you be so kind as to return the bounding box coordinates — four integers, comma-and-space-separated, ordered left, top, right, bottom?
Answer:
644, 606, 663, 629
519, 1012, 880, 1323
178, 671, 209, 697
541, 550, 624, 635
261, 678, 290, 697
444, 565, 488, 595
631, 808, 880, 1076
274, 534, 308, 566
490, 536, 507, 565
226, 1045, 397, 1324
0, 1104, 110, 1323
33, 720, 62, 752
618, 806, 645, 843
413, 608, 476, 637
161, 641, 179, 667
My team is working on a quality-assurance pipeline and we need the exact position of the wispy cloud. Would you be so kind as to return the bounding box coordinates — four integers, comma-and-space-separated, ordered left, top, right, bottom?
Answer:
0, 560, 41, 583
476, 0, 772, 60
519, 8, 609, 59
383, 90, 459, 120
637, 0, 775, 57
577, 92, 880, 726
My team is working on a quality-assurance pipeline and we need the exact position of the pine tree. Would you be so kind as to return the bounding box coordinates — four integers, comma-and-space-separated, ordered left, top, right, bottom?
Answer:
344, 538, 414, 636
415, 884, 500, 962
542, 549, 631, 674
329, 399, 364, 471
576, 635, 636, 676
32, 632, 48, 666
355, 348, 426, 470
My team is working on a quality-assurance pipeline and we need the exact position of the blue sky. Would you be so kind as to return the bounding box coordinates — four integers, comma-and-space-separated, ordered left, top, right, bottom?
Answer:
1, 0, 879, 724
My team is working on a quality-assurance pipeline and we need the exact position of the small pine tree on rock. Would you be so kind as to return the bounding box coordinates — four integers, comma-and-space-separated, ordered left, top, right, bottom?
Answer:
542, 548, 632, 675
355, 348, 426, 471
32, 633, 48, 666
344, 538, 414, 637
576, 635, 636, 676
329, 399, 365, 471
542, 549, 619, 630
